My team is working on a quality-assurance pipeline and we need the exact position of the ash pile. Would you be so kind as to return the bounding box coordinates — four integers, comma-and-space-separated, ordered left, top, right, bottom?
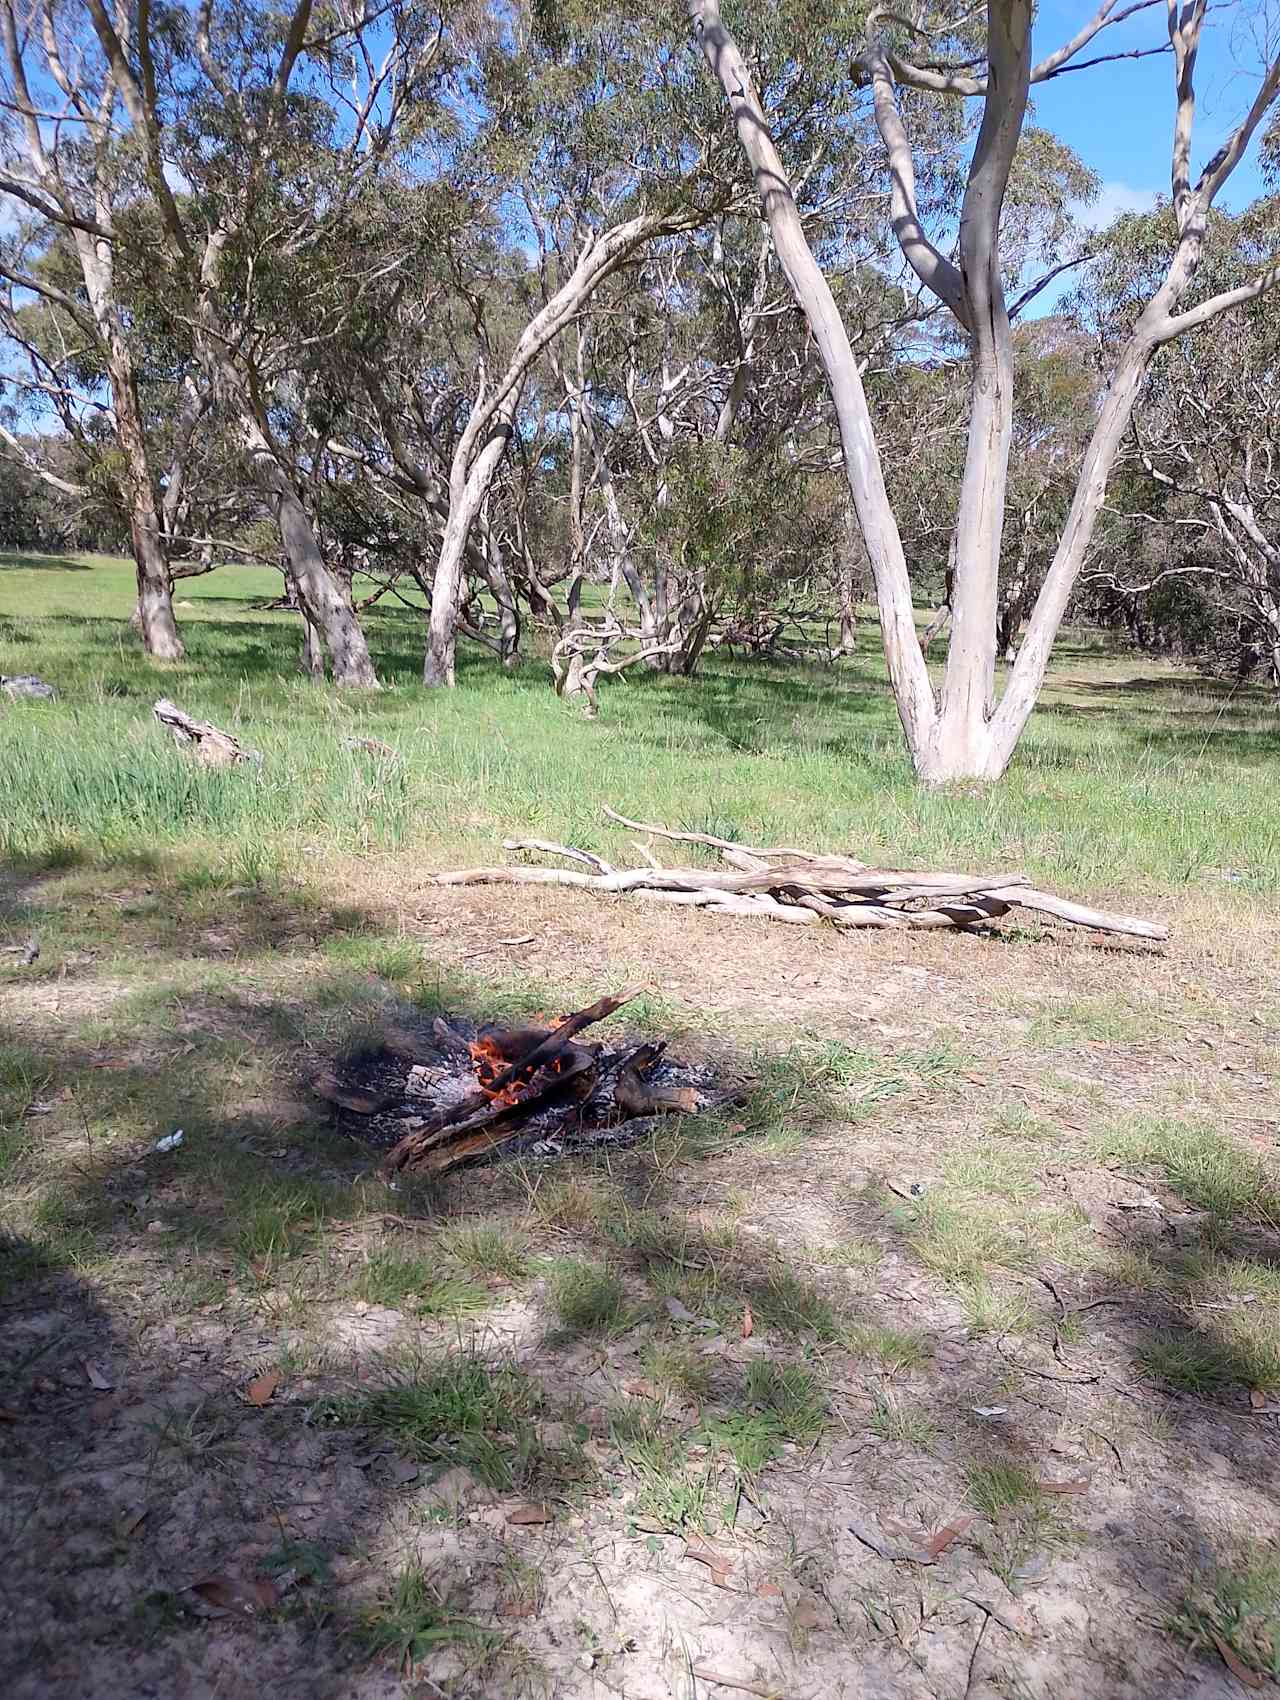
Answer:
312, 988, 732, 1177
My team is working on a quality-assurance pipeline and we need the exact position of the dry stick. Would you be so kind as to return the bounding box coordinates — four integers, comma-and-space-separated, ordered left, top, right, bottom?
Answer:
435, 861, 1029, 898
603, 804, 857, 866
503, 838, 614, 874
689, 1668, 786, 1700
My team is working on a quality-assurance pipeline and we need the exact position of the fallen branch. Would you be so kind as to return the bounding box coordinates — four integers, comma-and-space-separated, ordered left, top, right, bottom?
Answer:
153, 699, 261, 766
431, 809, 1168, 942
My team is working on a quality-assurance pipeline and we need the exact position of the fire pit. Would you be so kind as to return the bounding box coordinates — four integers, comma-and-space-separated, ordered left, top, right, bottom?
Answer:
312, 988, 731, 1176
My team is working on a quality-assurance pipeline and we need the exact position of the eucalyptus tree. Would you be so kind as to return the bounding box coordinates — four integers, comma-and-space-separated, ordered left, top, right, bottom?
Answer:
690, 0, 1280, 781
1082, 199, 1280, 683
73, 0, 458, 684
0, 0, 187, 656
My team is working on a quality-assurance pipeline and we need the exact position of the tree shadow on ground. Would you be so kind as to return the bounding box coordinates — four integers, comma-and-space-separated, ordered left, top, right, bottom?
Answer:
0, 552, 93, 572
2, 855, 1276, 1697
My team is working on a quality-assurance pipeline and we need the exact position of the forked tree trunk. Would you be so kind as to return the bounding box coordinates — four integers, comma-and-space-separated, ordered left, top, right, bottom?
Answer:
689, 0, 1280, 784
424, 207, 700, 688
300, 609, 326, 679
478, 516, 521, 665
235, 404, 377, 688
190, 225, 378, 689
688, 0, 937, 761
425, 405, 516, 687
834, 508, 864, 655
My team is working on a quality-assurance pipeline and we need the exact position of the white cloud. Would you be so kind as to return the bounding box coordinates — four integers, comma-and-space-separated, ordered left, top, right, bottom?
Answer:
1071, 179, 1161, 232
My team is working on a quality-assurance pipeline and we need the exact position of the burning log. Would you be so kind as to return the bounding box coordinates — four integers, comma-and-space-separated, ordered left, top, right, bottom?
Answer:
430, 806, 1168, 942
378, 987, 644, 1175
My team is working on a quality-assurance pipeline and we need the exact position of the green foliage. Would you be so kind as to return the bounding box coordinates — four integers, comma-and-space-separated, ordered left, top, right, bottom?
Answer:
1173, 1554, 1280, 1682
318, 1355, 544, 1490
355, 1562, 499, 1671
545, 1259, 628, 1333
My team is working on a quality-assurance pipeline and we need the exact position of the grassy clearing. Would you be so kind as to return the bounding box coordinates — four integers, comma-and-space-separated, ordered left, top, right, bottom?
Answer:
3, 552, 1279, 893
318, 1354, 552, 1492
1094, 1116, 1280, 1225
6, 552, 1280, 1697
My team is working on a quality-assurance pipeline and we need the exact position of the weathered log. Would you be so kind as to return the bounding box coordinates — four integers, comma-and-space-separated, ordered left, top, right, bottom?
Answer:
436, 861, 1029, 899
434, 811, 1168, 942
153, 698, 262, 766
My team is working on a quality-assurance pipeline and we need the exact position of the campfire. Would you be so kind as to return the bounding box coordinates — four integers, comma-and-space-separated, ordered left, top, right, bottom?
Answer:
313, 988, 727, 1176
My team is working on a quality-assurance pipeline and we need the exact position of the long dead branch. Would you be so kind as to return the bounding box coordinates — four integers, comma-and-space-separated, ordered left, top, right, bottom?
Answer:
431, 810, 1167, 942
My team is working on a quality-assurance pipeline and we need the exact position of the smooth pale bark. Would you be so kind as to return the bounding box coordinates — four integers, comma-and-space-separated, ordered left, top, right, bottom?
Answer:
687, 0, 936, 756
424, 401, 517, 685
111, 348, 184, 661
424, 208, 700, 687
691, 0, 1280, 782
927, 2, 1030, 782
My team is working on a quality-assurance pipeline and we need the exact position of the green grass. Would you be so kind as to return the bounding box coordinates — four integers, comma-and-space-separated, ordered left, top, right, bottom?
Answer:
868, 1388, 937, 1448
317, 1353, 547, 1491
742, 1360, 826, 1445
355, 1562, 500, 1673
1173, 1552, 1280, 1682
544, 1259, 628, 1333
3, 551, 1279, 891
1094, 1117, 1279, 1225
843, 1322, 932, 1372
610, 1409, 717, 1530
354, 1252, 489, 1317
965, 1459, 1074, 1589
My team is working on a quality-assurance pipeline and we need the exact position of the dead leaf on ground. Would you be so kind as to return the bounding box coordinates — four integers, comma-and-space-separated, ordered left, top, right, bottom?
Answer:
0, 1404, 21, 1422
497, 1596, 539, 1618
1037, 1474, 1091, 1495
684, 1535, 734, 1587
188, 1574, 279, 1617
1249, 1388, 1268, 1410
82, 1358, 113, 1391
792, 1596, 825, 1630
755, 1579, 783, 1599
1210, 1631, 1264, 1690
922, 1517, 974, 1559
622, 1379, 659, 1399
243, 1370, 282, 1407
506, 1502, 553, 1526
849, 1514, 972, 1565
117, 1506, 151, 1539
741, 1303, 754, 1340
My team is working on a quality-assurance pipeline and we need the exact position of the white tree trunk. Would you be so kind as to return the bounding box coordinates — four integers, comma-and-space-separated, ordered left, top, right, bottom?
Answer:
687, 0, 937, 758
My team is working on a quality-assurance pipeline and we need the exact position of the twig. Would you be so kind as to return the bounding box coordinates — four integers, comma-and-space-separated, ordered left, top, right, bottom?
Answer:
963, 1610, 990, 1699
690, 1668, 786, 1699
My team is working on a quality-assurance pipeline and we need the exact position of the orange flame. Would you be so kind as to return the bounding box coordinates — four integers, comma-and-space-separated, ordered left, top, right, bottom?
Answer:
469, 1024, 572, 1107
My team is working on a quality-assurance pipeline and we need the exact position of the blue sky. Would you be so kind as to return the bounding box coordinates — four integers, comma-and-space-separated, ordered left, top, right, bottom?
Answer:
1031, 0, 1271, 224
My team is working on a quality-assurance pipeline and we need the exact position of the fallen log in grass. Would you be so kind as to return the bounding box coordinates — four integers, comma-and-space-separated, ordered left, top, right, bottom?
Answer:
431, 806, 1168, 942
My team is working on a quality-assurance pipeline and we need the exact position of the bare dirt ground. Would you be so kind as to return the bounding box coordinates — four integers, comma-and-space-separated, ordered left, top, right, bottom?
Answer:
4, 863, 1280, 1699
